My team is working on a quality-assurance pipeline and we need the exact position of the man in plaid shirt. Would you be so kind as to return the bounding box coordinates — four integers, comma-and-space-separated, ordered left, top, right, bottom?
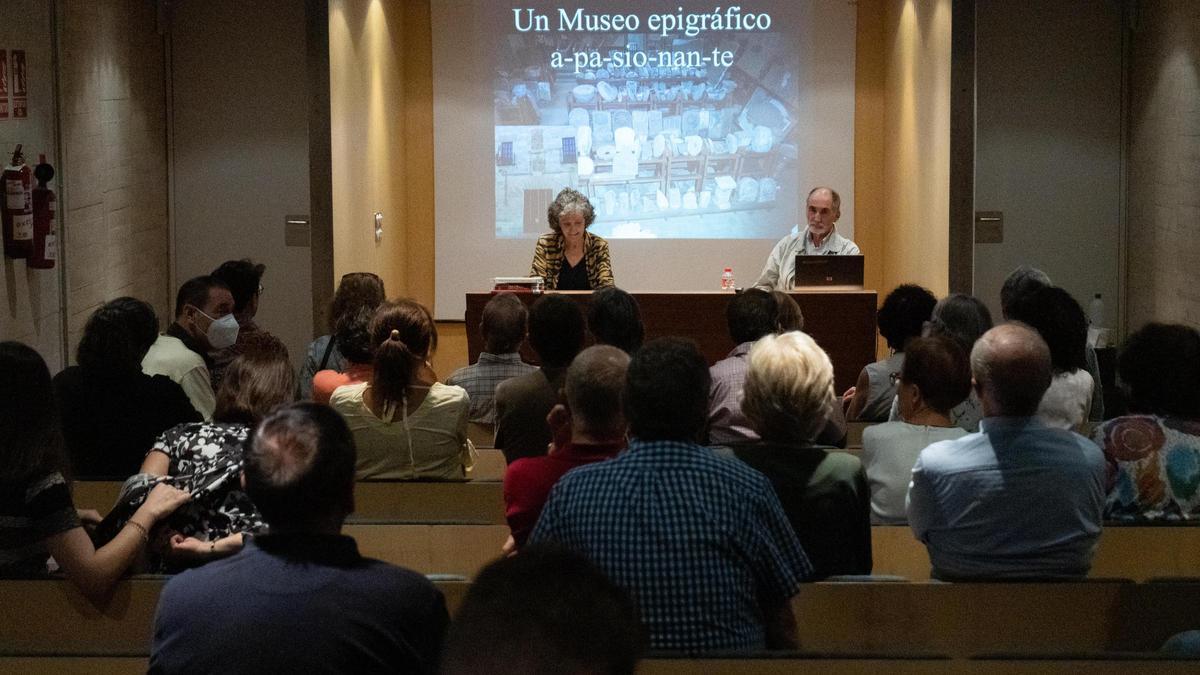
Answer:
446, 293, 537, 425
530, 338, 813, 652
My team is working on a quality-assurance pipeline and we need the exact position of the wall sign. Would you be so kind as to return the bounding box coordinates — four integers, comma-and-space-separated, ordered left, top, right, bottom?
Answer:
11, 50, 26, 119
0, 50, 8, 119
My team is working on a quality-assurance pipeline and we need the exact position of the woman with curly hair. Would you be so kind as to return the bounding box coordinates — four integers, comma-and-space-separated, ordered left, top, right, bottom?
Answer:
529, 187, 614, 290
844, 284, 938, 421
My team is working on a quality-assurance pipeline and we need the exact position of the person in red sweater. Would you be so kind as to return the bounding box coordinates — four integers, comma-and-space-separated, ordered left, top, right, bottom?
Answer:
503, 345, 629, 549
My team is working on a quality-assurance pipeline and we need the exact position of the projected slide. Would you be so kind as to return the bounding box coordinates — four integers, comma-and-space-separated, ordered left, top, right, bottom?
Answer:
492, 7, 800, 240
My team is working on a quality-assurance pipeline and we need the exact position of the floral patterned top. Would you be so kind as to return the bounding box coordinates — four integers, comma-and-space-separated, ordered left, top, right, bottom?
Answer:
1094, 415, 1200, 521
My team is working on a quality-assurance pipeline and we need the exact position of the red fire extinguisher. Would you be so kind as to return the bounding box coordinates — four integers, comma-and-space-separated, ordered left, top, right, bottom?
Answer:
2, 144, 34, 259
29, 154, 55, 270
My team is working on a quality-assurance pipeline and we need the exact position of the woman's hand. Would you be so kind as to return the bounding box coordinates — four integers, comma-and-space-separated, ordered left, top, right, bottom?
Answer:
138, 483, 191, 522
76, 509, 103, 526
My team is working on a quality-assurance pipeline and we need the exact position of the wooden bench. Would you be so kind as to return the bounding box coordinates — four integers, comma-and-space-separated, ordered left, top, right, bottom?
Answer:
344, 522, 507, 576
7, 578, 1200, 658
6, 655, 1200, 675
72, 479, 508, 524
870, 525, 1200, 582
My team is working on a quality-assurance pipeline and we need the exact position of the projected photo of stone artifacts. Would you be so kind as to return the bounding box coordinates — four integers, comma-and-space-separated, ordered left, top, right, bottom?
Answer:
492, 28, 801, 240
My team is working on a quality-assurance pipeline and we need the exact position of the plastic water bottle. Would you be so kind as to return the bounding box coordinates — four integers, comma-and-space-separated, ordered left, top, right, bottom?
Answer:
721, 267, 735, 290
1089, 293, 1105, 328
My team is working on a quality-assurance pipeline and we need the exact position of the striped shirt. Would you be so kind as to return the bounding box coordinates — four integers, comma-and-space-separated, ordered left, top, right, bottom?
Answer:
445, 352, 538, 424
529, 231, 614, 290
0, 472, 80, 576
530, 439, 812, 652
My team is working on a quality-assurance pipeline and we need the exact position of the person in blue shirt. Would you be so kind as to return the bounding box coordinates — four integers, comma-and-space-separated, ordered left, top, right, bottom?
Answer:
907, 323, 1105, 580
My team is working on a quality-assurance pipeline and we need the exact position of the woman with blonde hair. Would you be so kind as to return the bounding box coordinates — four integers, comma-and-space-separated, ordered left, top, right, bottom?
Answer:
721, 331, 871, 578
331, 299, 473, 479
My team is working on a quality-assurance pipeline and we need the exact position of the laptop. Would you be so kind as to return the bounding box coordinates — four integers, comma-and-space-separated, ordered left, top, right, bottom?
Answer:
793, 254, 865, 289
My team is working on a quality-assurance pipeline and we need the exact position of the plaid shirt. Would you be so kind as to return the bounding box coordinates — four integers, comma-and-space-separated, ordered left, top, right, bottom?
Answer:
445, 352, 538, 424
530, 439, 812, 652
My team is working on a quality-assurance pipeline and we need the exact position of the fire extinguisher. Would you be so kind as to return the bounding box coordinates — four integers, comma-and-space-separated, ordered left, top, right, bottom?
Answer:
29, 154, 55, 270
2, 144, 34, 259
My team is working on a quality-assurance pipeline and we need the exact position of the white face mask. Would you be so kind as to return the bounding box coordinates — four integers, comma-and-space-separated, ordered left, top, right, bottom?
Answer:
197, 308, 239, 350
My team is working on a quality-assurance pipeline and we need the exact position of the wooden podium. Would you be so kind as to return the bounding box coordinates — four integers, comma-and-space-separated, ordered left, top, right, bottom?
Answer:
465, 290, 877, 394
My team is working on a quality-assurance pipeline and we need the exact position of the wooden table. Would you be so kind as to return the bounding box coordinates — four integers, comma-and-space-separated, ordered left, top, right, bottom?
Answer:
465, 290, 877, 393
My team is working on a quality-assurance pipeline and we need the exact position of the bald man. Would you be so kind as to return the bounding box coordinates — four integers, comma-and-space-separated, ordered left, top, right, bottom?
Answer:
906, 323, 1105, 580
753, 187, 861, 291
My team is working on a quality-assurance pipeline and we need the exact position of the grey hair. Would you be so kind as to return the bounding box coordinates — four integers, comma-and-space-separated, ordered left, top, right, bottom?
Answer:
1000, 266, 1052, 319
807, 186, 841, 213
547, 187, 596, 233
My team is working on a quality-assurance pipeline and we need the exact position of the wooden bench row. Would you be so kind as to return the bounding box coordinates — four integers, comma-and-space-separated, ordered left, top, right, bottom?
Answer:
339, 523, 1200, 583
3, 655, 1198, 675
5, 578, 1200, 658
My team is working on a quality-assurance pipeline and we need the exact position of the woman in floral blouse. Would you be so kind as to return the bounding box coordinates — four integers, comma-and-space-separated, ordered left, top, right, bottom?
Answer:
106, 342, 296, 567
1094, 323, 1200, 520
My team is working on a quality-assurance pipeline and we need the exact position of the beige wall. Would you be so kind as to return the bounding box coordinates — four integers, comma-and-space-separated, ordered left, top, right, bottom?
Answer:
331, 0, 953, 366
0, 2, 61, 369
856, 0, 951, 356
1127, 1, 1200, 331
327, 0, 435, 309
59, 0, 170, 357
168, 0, 313, 368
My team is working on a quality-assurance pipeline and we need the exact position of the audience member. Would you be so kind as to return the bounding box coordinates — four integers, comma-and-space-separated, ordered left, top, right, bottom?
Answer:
771, 290, 805, 331
495, 294, 585, 463
150, 403, 448, 673
101, 345, 297, 568
845, 284, 937, 421
299, 272, 386, 399
331, 299, 472, 479
445, 292, 537, 424
441, 545, 644, 675
311, 305, 376, 405
1007, 285, 1094, 429
143, 276, 235, 420
1094, 323, 1200, 521
911, 293, 993, 431
862, 336, 970, 524
1000, 265, 1104, 421
504, 346, 629, 548
722, 331, 871, 577
0, 342, 190, 601
708, 289, 846, 447
586, 286, 644, 354
53, 297, 201, 477
209, 259, 282, 391
907, 324, 1105, 579
530, 337, 812, 652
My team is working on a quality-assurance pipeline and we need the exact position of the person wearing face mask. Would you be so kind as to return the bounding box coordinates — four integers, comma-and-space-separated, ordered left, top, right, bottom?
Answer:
530, 188, 614, 291
143, 276, 238, 421
753, 187, 861, 291
859, 336, 971, 524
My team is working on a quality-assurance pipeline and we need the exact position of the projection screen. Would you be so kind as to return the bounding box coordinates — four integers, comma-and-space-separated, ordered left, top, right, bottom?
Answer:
432, 1, 856, 319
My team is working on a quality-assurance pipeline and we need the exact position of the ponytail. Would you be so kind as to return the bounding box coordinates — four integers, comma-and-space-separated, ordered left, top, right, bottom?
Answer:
368, 300, 435, 415
373, 329, 418, 413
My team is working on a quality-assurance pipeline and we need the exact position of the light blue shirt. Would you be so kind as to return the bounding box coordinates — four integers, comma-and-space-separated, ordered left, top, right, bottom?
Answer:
906, 416, 1105, 580
753, 226, 861, 291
